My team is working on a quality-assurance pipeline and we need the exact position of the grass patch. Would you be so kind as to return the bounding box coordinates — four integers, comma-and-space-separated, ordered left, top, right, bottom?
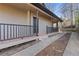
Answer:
66, 29, 79, 32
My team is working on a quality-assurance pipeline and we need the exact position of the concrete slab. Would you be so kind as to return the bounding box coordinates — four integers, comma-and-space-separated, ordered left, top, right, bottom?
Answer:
12, 33, 65, 56
0, 32, 59, 50
63, 32, 79, 56
0, 36, 38, 50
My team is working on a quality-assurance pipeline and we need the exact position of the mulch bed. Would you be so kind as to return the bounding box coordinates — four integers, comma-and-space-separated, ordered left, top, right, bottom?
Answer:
36, 33, 71, 56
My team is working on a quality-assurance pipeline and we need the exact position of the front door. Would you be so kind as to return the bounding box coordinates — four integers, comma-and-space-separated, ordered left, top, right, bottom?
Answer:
33, 17, 39, 36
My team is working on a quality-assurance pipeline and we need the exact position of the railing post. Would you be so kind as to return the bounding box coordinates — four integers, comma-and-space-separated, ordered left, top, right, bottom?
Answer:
0, 23, 35, 41
3, 24, 5, 40
0, 24, 1, 40
26, 25, 27, 36
7, 24, 8, 39
46, 26, 48, 34
13, 24, 14, 38
16, 25, 17, 38
10, 25, 12, 39
30, 25, 31, 36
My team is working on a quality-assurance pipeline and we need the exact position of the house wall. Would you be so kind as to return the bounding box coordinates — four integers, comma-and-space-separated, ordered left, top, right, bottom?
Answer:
0, 4, 53, 38
30, 12, 52, 35
0, 4, 32, 40
0, 4, 29, 25
62, 20, 72, 27
39, 16, 52, 35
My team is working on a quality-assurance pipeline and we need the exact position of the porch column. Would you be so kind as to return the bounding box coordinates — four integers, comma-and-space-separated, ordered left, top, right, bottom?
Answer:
51, 17, 54, 33
52, 21, 54, 32
36, 10, 39, 36
56, 22, 58, 31
58, 21, 63, 32
27, 10, 31, 25
51, 18, 54, 32
27, 10, 31, 36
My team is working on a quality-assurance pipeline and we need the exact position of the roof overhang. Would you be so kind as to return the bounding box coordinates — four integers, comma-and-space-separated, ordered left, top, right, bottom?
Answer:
31, 3, 63, 22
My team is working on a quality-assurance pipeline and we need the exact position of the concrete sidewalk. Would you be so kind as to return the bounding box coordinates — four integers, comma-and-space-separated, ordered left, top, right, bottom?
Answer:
63, 32, 79, 56
12, 33, 65, 56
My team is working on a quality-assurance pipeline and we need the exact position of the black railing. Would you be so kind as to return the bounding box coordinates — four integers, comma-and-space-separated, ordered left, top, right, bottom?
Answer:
46, 26, 58, 34
0, 23, 35, 41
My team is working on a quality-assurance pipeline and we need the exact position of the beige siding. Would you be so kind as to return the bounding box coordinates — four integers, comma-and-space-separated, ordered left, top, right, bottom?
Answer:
39, 16, 52, 35
30, 12, 52, 35
0, 4, 53, 36
0, 4, 29, 25
0, 4, 32, 40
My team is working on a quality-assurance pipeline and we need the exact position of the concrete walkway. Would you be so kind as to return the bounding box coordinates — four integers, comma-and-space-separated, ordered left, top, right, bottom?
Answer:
0, 32, 59, 50
63, 32, 79, 56
12, 32, 65, 56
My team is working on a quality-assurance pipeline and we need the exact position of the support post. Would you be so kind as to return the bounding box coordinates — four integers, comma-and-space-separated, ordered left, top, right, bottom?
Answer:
27, 10, 31, 36
36, 10, 39, 36
56, 22, 58, 31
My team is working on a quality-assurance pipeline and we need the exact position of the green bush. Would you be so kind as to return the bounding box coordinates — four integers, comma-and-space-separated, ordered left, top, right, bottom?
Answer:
75, 11, 79, 25
76, 17, 79, 25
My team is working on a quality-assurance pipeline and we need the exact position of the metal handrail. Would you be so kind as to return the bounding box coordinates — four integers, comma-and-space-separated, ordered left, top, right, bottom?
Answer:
0, 23, 35, 41
46, 26, 58, 34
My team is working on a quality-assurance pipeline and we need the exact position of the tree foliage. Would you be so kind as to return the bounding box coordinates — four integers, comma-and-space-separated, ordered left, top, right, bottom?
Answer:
75, 11, 79, 25
76, 17, 79, 25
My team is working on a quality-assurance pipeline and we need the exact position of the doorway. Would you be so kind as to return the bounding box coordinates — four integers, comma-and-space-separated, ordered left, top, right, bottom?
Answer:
33, 16, 39, 36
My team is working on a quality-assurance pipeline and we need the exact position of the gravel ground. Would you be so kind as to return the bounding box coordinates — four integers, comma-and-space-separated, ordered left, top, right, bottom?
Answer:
36, 33, 71, 56
0, 40, 40, 56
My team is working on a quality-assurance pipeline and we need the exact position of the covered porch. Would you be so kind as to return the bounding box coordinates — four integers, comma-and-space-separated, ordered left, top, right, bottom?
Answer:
0, 3, 62, 41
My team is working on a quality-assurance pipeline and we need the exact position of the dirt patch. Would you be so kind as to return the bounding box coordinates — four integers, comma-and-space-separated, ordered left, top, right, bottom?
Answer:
36, 33, 71, 56
0, 40, 40, 56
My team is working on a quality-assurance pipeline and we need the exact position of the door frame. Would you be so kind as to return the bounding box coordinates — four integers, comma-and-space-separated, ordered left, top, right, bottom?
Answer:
33, 16, 39, 36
